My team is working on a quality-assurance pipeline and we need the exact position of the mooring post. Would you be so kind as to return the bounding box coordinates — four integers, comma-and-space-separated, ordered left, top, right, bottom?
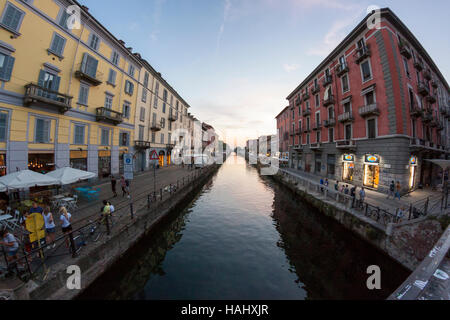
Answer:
129, 202, 134, 220
69, 232, 77, 258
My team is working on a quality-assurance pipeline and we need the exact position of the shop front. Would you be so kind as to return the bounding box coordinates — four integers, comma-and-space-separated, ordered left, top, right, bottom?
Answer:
0, 153, 6, 177
363, 154, 380, 189
98, 150, 111, 178
314, 152, 322, 174
159, 150, 165, 167
70, 150, 88, 171
305, 153, 312, 172
409, 156, 418, 190
28, 153, 55, 174
342, 154, 354, 182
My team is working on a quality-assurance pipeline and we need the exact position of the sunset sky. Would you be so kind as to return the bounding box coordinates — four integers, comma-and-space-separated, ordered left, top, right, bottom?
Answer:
82, 0, 450, 147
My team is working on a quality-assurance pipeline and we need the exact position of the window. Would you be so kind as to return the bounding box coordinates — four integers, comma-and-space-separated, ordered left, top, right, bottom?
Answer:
367, 118, 376, 139
306, 117, 310, 130
1, 3, 25, 33
49, 33, 66, 57
122, 102, 130, 119
160, 133, 164, 144
104, 94, 113, 109
78, 83, 89, 105
162, 89, 168, 113
361, 60, 372, 82
143, 72, 149, 88
306, 133, 310, 145
138, 126, 144, 141
0, 52, 15, 81
328, 106, 335, 119
100, 129, 109, 146
328, 128, 334, 143
80, 53, 98, 78
35, 118, 50, 143
74, 125, 85, 144
107, 69, 117, 86
345, 124, 352, 140
140, 107, 145, 122
327, 154, 335, 175
339, 55, 346, 66
119, 132, 129, 146
111, 51, 120, 66
142, 88, 147, 102
58, 7, 70, 29
315, 94, 320, 108
125, 80, 134, 95
306, 100, 310, 110
316, 131, 321, 143
341, 74, 349, 92
153, 82, 159, 108
88, 33, 100, 51
161, 118, 165, 128
365, 90, 375, 105
403, 58, 410, 78
343, 101, 351, 113
0, 113, 8, 142
152, 113, 157, 125
315, 112, 320, 126
151, 132, 155, 143
37, 70, 61, 97
128, 65, 135, 77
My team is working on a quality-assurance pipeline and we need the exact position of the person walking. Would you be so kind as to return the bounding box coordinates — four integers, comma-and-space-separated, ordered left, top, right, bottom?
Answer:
334, 181, 339, 191
344, 185, 349, 195
110, 175, 117, 197
325, 178, 329, 187
120, 176, 127, 197
60, 207, 72, 248
387, 181, 395, 199
43, 206, 56, 249
125, 179, 131, 199
359, 187, 366, 204
350, 185, 356, 208
0, 228, 22, 267
395, 181, 402, 200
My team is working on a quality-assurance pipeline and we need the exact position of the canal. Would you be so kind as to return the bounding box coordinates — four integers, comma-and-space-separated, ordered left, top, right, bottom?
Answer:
79, 154, 409, 300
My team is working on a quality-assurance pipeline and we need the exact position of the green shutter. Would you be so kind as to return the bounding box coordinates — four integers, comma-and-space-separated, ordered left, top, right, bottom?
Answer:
52, 75, 61, 92
2, 5, 22, 31
81, 53, 88, 73
0, 55, 15, 81
0, 113, 7, 141
35, 119, 43, 142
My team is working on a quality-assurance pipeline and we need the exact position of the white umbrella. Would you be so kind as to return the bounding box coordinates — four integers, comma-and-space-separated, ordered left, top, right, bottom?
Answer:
0, 170, 60, 190
46, 167, 96, 185
0, 183, 6, 192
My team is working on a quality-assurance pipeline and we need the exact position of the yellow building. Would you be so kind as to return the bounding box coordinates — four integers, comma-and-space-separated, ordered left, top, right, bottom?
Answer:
0, 0, 144, 178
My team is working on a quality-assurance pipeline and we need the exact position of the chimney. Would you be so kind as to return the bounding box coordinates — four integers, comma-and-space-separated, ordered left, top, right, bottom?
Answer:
118, 40, 125, 46
127, 47, 133, 52
81, 5, 89, 12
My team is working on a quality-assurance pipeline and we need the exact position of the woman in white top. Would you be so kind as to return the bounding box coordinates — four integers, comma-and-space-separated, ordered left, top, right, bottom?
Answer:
60, 207, 72, 248
43, 206, 56, 249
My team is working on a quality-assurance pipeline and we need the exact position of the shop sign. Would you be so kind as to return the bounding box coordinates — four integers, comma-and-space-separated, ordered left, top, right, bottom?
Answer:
410, 156, 418, 166
124, 153, 134, 180
365, 154, 380, 164
343, 154, 354, 162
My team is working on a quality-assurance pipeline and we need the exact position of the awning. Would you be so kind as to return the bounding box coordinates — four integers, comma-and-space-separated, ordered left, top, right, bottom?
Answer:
424, 159, 450, 171
0, 170, 60, 190
46, 167, 96, 185
324, 86, 331, 100
415, 93, 423, 109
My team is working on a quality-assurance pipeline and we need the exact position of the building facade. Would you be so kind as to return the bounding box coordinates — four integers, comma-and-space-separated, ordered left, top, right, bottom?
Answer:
275, 106, 290, 165
278, 8, 449, 193
0, 0, 201, 179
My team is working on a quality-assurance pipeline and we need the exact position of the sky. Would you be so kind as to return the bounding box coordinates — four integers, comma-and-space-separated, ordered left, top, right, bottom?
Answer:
81, 0, 450, 147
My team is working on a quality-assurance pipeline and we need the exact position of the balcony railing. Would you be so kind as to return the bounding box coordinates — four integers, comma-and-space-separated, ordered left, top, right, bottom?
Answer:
430, 80, 438, 89
95, 107, 123, 125
338, 112, 354, 123
303, 108, 311, 116
426, 94, 436, 104
336, 140, 356, 150
413, 60, 423, 71
422, 111, 433, 123
323, 94, 335, 107
312, 123, 322, 131
410, 104, 423, 118
310, 143, 322, 150
75, 63, 103, 86
166, 143, 175, 150
303, 126, 311, 133
417, 81, 429, 96
430, 118, 439, 128
134, 140, 151, 149
311, 85, 320, 94
322, 75, 332, 87
398, 40, 412, 59
295, 128, 302, 135
359, 103, 380, 117
437, 121, 444, 131
303, 91, 310, 100
323, 118, 336, 127
423, 69, 431, 80
410, 138, 426, 150
354, 45, 371, 64
336, 63, 349, 77
168, 113, 178, 122
150, 122, 162, 131
24, 83, 72, 113
295, 97, 301, 106
290, 131, 295, 137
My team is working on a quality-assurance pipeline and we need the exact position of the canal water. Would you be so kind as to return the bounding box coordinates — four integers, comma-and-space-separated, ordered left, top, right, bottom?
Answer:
79, 154, 409, 300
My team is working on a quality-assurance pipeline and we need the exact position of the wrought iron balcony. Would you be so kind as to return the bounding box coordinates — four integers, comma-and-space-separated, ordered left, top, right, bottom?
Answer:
410, 104, 423, 118
150, 121, 162, 131
290, 131, 295, 136
323, 94, 335, 107
134, 140, 151, 149
303, 108, 311, 116
95, 107, 123, 125
423, 69, 431, 80
430, 118, 439, 128
338, 112, 354, 123
431, 80, 438, 89
436, 121, 444, 131
417, 81, 429, 96
168, 113, 178, 122
336, 63, 349, 77
24, 83, 72, 113
303, 91, 310, 100
310, 143, 322, 150
311, 85, 320, 95
336, 140, 356, 150
166, 143, 175, 150
426, 94, 436, 104
409, 138, 426, 151
323, 118, 336, 127
295, 97, 301, 106
413, 60, 423, 71
359, 103, 380, 117
312, 123, 322, 131
398, 40, 412, 59
295, 128, 302, 135
422, 111, 433, 123
354, 44, 371, 64
303, 126, 311, 133
75, 63, 103, 86
322, 75, 332, 87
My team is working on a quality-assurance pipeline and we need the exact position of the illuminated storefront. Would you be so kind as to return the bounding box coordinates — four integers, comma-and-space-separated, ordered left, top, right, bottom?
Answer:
98, 150, 111, 178
28, 153, 55, 174
363, 154, 380, 189
70, 150, 87, 171
159, 151, 165, 167
342, 154, 354, 182
409, 156, 418, 190
0, 154, 6, 177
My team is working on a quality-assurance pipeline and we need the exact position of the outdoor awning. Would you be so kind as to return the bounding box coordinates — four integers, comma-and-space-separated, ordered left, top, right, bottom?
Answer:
425, 159, 450, 170
0, 170, 60, 190
324, 86, 331, 100
0, 183, 6, 192
415, 93, 423, 108
46, 167, 96, 185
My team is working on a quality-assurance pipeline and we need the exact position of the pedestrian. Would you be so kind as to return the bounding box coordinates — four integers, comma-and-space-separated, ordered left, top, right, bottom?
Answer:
108, 201, 115, 215
387, 181, 395, 199
325, 178, 329, 187
359, 187, 366, 204
60, 207, 72, 248
29, 202, 43, 214
110, 175, 117, 197
396, 207, 405, 222
334, 181, 339, 191
339, 184, 345, 193
344, 185, 349, 195
43, 206, 56, 249
0, 228, 22, 267
395, 181, 401, 200
120, 176, 127, 197
100, 200, 109, 215
350, 185, 356, 207
125, 179, 131, 199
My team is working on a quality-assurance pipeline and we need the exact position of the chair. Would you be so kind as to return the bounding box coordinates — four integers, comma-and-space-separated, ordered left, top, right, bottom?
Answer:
66, 195, 78, 211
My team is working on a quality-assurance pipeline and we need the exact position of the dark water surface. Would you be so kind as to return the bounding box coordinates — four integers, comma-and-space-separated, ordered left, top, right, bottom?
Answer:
80, 155, 409, 300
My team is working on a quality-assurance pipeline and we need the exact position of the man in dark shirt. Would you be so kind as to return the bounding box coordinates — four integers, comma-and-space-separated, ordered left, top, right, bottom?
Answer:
350, 186, 356, 208
29, 202, 43, 214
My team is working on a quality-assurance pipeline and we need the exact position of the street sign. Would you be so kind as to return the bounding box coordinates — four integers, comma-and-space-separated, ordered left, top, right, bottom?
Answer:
124, 153, 134, 180
150, 149, 159, 160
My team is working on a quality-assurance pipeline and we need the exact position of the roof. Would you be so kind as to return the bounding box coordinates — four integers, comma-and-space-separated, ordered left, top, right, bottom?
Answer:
275, 106, 289, 119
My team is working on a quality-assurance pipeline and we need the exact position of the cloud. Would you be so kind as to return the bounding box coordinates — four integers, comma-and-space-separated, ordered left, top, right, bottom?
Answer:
286, 0, 360, 11
149, 31, 159, 42
216, 0, 232, 53
283, 63, 300, 72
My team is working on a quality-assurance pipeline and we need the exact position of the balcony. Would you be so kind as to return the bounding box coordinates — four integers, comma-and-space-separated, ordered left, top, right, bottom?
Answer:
303, 91, 310, 101
437, 121, 444, 131
413, 60, 423, 71
303, 108, 311, 116
322, 75, 332, 87
431, 80, 438, 89
312, 123, 322, 131
295, 97, 301, 106
74, 63, 103, 86
426, 94, 436, 104
417, 81, 429, 96
290, 131, 295, 137
422, 111, 433, 123
295, 128, 302, 136
423, 69, 431, 80
336, 140, 356, 150
323, 118, 336, 127
150, 122, 162, 131
338, 112, 354, 123
409, 138, 426, 152
440, 107, 448, 116
323, 94, 335, 107
310, 143, 322, 150
410, 105, 423, 118
354, 45, 371, 64
336, 63, 349, 77
359, 103, 380, 117
430, 118, 439, 128
166, 143, 175, 150
398, 41, 412, 59
24, 83, 72, 113
168, 113, 178, 122
134, 140, 151, 149
303, 127, 311, 133
311, 85, 320, 95
95, 107, 123, 125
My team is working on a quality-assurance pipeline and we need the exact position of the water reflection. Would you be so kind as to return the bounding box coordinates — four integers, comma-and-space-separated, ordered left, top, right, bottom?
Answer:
80, 155, 408, 300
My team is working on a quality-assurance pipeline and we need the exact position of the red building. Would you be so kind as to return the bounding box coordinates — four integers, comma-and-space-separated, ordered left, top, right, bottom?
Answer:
275, 106, 291, 165
278, 8, 449, 193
